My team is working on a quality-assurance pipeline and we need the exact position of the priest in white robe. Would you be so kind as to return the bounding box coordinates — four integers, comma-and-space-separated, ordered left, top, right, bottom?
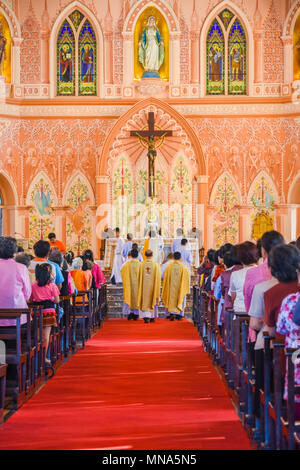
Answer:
110, 228, 125, 285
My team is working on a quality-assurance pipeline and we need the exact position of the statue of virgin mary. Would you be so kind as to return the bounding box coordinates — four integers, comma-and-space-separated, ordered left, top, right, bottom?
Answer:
138, 16, 164, 78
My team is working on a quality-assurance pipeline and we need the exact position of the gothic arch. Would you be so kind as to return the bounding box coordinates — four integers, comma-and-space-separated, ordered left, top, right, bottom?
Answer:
0, 170, 18, 236
0, 170, 17, 206
98, 98, 206, 188
49, 0, 104, 98
200, 0, 254, 96
287, 171, 300, 204
123, 0, 180, 34
0, 1, 21, 38
62, 171, 95, 207
209, 172, 242, 206
283, 0, 300, 36
247, 171, 279, 206
26, 171, 58, 206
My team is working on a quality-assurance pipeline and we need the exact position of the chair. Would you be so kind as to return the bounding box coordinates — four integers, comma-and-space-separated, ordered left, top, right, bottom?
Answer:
0, 363, 7, 424
0, 309, 31, 409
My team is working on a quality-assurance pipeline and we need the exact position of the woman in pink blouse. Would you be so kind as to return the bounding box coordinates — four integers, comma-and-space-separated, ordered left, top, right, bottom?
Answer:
0, 237, 32, 327
82, 249, 106, 288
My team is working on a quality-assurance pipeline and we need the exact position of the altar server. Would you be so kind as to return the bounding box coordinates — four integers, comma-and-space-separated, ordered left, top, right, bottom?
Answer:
121, 249, 141, 321
171, 228, 191, 253
138, 250, 161, 324
162, 252, 190, 321
110, 228, 124, 285
122, 233, 133, 261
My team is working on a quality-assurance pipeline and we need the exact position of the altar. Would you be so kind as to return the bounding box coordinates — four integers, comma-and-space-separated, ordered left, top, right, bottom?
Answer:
104, 238, 200, 270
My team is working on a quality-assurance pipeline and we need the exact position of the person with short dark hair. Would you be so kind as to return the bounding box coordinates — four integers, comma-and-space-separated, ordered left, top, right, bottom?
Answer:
28, 240, 56, 284
121, 248, 141, 321
229, 242, 259, 313
122, 233, 133, 261
197, 248, 216, 291
31, 263, 60, 366
15, 252, 31, 268
82, 249, 106, 288
48, 232, 66, 254
171, 228, 191, 254
219, 247, 243, 324
0, 236, 32, 327
138, 250, 161, 323
276, 263, 300, 420
162, 251, 190, 321
264, 244, 300, 330
110, 228, 125, 285
244, 230, 285, 313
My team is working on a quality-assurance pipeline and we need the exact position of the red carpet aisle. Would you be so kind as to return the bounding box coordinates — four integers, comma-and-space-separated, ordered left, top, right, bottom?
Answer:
0, 319, 252, 450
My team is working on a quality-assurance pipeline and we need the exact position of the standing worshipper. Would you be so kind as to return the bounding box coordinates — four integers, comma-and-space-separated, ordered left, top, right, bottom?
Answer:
110, 228, 124, 285
132, 243, 143, 262
138, 250, 161, 324
122, 233, 133, 262
177, 238, 193, 270
171, 228, 191, 254
142, 230, 163, 264
121, 249, 141, 321
162, 252, 190, 321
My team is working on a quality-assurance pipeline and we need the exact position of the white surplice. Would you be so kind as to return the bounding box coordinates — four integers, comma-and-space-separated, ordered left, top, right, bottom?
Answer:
110, 237, 125, 283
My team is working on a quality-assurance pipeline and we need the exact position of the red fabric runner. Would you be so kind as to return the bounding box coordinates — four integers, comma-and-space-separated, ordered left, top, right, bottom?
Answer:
0, 319, 252, 450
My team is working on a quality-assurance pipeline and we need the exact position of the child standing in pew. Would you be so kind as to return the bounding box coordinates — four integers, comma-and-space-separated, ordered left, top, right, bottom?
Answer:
31, 263, 60, 366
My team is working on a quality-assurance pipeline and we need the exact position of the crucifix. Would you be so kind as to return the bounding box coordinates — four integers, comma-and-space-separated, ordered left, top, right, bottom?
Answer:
130, 112, 173, 198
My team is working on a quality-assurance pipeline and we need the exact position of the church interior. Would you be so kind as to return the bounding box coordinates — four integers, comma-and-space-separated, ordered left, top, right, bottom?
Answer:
0, 0, 299, 453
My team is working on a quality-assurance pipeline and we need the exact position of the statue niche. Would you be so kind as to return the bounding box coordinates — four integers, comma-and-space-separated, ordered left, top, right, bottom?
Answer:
134, 7, 169, 81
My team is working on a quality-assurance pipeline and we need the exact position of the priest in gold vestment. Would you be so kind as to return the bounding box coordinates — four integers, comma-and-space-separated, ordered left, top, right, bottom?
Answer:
121, 249, 141, 321
162, 252, 190, 321
138, 250, 161, 324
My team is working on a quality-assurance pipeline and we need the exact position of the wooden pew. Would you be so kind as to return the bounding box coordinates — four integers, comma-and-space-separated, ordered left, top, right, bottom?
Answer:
269, 337, 285, 449
72, 290, 93, 349
0, 363, 7, 424
0, 309, 31, 409
280, 348, 300, 450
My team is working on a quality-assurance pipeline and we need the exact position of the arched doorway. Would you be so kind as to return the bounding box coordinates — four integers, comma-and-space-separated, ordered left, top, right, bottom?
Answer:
0, 172, 17, 236
288, 173, 300, 239
97, 98, 207, 245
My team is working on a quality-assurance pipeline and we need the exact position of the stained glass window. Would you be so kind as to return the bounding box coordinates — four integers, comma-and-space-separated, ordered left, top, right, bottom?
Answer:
56, 13, 98, 97
228, 19, 247, 95
79, 20, 97, 96
69, 10, 84, 32
206, 20, 225, 95
206, 13, 247, 96
218, 9, 234, 31
57, 20, 75, 96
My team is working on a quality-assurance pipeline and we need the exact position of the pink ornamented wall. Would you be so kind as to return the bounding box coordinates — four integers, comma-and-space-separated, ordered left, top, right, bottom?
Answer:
0, 0, 299, 254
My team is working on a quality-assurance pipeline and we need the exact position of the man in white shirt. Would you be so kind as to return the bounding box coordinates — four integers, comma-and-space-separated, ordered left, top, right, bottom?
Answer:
171, 228, 191, 254
110, 228, 125, 285
177, 238, 193, 270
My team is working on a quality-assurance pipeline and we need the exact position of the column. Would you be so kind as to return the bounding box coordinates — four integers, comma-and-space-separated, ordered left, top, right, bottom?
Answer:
96, 176, 110, 256
169, 32, 181, 86
275, 205, 294, 241
254, 31, 263, 83
190, 31, 200, 84
11, 37, 23, 85
195, 176, 209, 249
104, 32, 113, 84
281, 35, 293, 84
238, 206, 252, 242
122, 32, 134, 87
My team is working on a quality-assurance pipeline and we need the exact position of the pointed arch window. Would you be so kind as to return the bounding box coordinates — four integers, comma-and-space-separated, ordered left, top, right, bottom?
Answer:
206, 10, 247, 95
56, 11, 97, 96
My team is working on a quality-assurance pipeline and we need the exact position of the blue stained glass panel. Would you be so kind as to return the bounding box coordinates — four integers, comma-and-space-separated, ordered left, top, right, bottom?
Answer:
206, 19, 225, 95
79, 20, 97, 96
228, 19, 247, 95
57, 20, 75, 96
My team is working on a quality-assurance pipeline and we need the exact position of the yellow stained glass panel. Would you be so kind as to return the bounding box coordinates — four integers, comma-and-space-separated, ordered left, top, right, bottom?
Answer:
293, 13, 300, 81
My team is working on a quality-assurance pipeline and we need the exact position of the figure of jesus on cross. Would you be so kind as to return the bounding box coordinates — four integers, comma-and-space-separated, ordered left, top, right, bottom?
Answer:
130, 112, 173, 198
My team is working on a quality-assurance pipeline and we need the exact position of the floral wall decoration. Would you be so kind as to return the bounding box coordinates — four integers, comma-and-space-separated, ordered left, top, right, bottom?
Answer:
28, 177, 55, 246
250, 175, 275, 240
65, 176, 92, 253
112, 156, 133, 235
170, 156, 192, 234
212, 175, 239, 248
